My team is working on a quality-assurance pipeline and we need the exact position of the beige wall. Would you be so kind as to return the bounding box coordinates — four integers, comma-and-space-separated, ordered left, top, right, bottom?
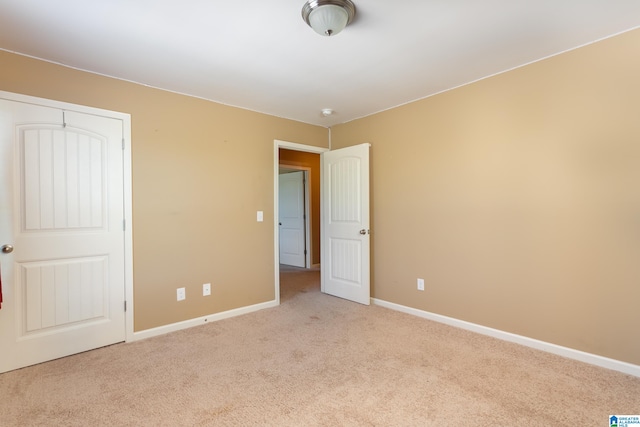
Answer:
332, 29, 640, 365
0, 51, 328, 331
3, 28, 639, 366
279, 149, 321, 266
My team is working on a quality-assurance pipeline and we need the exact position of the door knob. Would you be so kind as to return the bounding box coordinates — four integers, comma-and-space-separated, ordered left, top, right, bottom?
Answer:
359, 229, 367, 235
1, 244, 14, 254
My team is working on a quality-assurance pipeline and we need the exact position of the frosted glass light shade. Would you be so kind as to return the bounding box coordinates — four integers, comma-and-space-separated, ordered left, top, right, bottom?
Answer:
301, 0, 356, 37
309, 5, 349, 36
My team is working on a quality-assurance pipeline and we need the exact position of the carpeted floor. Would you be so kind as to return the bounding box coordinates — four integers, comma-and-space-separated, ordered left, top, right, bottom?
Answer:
0, 265, 638, 426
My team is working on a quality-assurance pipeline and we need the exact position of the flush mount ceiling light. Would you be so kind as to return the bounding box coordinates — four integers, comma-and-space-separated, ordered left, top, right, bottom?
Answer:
302, 0, 356, 36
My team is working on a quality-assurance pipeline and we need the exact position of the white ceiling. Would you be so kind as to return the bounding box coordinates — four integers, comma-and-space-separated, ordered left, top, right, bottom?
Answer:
1, 1, 639, 127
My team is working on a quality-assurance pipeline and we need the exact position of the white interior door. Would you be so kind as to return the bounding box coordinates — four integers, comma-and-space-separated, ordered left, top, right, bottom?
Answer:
0, 98, 126, 373
321, 143, 370, 305
279, 171, 306, 267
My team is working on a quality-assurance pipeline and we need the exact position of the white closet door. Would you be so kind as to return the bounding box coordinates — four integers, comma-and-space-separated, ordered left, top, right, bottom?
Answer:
0, 98, 126, 373
279, 171, 306, 267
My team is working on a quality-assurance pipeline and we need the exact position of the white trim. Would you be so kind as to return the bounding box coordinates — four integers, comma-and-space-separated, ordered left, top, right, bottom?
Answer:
302, 169, 312, 269
0, 90, 129, 120
0, 90, 135, 345
276, 139, 329, 154
274, 140, 328, 305
372, 298, 640, 378
122, 114, 134, 343
130, 300, 279, 341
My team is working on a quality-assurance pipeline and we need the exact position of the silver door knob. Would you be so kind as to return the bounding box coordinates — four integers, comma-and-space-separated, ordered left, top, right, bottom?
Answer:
1, 244, 14, 254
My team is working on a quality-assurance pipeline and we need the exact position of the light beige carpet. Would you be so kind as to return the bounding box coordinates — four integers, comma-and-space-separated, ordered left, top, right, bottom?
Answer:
0, 266, 638, 426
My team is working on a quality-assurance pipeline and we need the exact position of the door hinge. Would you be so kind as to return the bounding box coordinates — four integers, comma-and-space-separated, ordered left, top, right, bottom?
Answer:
123, 219, 126, 231
304, 249, 307, 255
122, 138, 125, 150
124, 301, 127, 312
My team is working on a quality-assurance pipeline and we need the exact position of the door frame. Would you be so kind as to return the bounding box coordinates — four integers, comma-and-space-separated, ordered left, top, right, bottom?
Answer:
273, 140, 327, 305
0, 90, 134, 343
278, 167, 311, 268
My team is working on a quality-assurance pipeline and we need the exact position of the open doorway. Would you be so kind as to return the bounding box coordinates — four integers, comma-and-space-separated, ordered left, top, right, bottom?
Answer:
274, 141, 327, 304
275, 140, 372, 306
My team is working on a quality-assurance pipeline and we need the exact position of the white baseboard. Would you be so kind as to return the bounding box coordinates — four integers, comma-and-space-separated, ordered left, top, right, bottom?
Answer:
372, 298, 640, 378
129, 300, 279, 342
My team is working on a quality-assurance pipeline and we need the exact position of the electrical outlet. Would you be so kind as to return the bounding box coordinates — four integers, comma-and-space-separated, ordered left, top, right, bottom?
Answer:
417, 278, 425, 291
203, 283, 211, 296
177, 287, 186, 301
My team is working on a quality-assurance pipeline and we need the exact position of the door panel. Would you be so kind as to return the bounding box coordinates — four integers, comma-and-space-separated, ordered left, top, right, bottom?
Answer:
0, 99, 125, 373
321, 143, 370, 305
20, 257, 107, 333
279, 171, 306, 267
